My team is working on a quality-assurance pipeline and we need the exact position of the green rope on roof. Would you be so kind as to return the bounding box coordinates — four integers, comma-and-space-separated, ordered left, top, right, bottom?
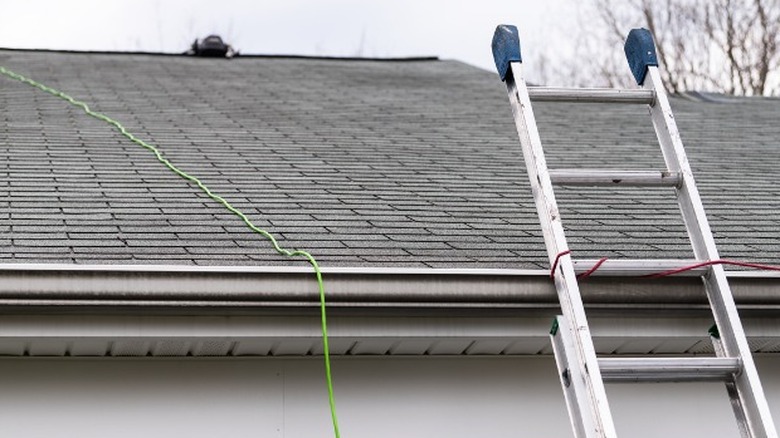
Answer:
0, 65, 341, 438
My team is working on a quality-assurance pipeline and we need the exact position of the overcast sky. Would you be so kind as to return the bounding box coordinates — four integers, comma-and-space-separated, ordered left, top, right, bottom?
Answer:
0, 0, 581, 80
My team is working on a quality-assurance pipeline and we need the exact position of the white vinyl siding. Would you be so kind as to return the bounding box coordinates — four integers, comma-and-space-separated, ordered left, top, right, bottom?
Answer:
1, 356, 778, 437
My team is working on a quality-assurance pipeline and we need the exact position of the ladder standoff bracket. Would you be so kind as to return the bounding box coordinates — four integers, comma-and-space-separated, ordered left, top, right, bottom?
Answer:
624, 28, 659, 85
491, 24, 522, 81
709, 323, 721, 339
550, 318, 560, 336
561, 369, 572, 388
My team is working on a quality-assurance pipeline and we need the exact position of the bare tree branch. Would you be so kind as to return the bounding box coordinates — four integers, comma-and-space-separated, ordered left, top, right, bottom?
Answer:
532, 0, 780, 95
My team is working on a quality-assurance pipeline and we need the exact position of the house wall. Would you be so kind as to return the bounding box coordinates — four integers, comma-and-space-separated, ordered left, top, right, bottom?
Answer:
0, 356, 777, 437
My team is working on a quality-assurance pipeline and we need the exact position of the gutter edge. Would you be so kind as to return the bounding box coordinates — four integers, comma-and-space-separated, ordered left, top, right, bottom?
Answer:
0, 263, 778, 312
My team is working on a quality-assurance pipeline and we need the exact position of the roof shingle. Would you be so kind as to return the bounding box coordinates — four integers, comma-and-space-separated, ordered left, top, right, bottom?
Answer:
1, 50, 778, 269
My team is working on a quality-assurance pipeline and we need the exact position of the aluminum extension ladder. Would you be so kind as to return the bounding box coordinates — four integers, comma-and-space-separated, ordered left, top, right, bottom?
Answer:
491, 24, 778, 438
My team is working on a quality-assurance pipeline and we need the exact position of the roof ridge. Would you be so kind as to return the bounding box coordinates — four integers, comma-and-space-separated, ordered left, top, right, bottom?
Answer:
0, 47, 439, 62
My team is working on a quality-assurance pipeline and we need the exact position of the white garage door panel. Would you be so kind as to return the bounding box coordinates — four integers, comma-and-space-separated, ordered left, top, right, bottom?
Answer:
0, 356, 777, 438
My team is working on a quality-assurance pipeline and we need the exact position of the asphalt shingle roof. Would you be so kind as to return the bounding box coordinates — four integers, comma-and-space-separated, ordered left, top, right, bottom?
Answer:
1, 50, 778, 269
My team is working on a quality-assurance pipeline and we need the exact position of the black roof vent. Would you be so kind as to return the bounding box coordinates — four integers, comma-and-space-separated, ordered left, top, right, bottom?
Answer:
187, 35, 237, 58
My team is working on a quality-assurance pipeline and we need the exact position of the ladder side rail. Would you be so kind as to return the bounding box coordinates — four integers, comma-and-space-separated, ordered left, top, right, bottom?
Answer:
644, 65, 778, 438
713, 333, 753, 438
551, 316, 593, 438
644, 67, 719, 261
504, 61, 617, 438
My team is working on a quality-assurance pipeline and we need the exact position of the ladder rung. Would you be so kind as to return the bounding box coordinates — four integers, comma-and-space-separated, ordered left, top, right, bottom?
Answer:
549, 169, 681, 187
527, 87, 655, 104
573, 259, 707, 277
599, 357, 742, 382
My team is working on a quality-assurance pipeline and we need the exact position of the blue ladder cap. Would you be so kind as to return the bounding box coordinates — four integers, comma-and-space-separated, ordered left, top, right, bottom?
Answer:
624, 28, 658, 85
492, 24, 522, 81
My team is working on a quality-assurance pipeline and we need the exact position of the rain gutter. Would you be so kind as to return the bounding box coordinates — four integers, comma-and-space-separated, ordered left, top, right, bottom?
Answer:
0, 264, 779, 314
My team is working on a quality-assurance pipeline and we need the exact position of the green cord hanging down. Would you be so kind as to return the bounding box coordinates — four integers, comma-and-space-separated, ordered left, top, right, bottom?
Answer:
0, 65, 341, 438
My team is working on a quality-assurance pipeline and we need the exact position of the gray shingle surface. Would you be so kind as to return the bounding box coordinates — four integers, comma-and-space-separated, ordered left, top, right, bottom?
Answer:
0, 50, 778, 269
